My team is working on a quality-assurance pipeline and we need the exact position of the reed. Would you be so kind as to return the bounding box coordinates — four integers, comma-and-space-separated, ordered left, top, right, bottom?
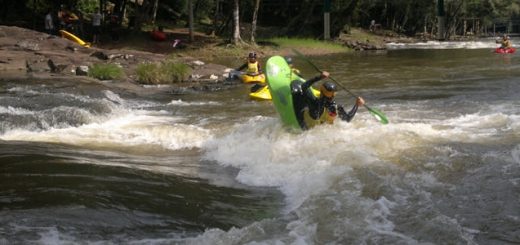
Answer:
135, 61, 192, 84
88, 63, 125, 80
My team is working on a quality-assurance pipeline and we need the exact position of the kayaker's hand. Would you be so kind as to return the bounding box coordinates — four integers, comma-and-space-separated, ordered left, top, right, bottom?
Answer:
320, 71, 330, 79
356, 97, 365, 107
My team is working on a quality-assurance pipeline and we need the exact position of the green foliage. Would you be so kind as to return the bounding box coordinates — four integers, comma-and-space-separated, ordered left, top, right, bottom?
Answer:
7, 0, 520, 39
88, 63, 125, 80
25, 0, 51, 15
76, 0, 98, 14
262, 37, 346, 51
135, 61, 192, 84
135, 63, 161, 84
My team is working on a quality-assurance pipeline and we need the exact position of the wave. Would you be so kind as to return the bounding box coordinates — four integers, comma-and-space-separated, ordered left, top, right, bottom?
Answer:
168, 99, 222, 106
386, 40, 511, 50
0, 112, 211, 151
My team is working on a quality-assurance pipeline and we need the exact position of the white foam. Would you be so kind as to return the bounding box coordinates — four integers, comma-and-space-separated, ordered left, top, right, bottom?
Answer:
6, 224, 73, 245
36, 226, 62, 245
203, 117, 385, 211
185, 107, 511, 244
102, 90, 124, 104
168, 99, 222, 106
513, 145, 520, 165
0, 105, 34, 115
0, 111, 211, 151
386, 40, 507, 50
202, 107, 520, 215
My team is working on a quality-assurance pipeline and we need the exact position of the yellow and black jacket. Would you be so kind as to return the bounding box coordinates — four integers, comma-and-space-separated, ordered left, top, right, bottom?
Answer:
291, 76, 359, 130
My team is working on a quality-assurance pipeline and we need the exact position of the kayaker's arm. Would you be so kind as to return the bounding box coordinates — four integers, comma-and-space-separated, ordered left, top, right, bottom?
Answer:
338, 104, 358, 122
236, 63, 247, 71
302, 71, 329, 92
338, 97, 365, 122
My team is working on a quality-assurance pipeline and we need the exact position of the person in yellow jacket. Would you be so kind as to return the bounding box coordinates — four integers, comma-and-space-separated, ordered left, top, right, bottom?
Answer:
236, 52, 263, 76
236, 52, 266, 92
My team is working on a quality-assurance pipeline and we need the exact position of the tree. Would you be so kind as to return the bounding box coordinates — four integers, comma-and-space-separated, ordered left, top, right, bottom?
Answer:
250, 0, 261, 43
189, 0, 194, 42
232, 0, 242, 44
151, 0, 159, 24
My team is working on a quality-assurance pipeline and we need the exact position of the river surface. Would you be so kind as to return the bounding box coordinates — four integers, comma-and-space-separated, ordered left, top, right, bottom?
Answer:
1, 40, 519, 244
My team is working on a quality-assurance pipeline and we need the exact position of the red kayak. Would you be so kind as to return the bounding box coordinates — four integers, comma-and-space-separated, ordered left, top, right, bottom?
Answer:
495, 47, 516, 54
150, 31, 167, 41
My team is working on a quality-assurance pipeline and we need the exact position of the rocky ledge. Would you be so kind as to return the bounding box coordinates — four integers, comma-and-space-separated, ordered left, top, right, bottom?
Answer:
0, 25, 238, 95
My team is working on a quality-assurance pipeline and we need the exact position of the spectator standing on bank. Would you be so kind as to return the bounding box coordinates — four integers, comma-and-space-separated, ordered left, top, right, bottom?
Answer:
44, 9, 55, 35
57, 5, 67, 29
91, 8, 102, 44
369, 19, 376, 32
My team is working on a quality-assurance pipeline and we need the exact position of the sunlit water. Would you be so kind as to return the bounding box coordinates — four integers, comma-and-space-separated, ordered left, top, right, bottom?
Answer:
1, 40, 519, 244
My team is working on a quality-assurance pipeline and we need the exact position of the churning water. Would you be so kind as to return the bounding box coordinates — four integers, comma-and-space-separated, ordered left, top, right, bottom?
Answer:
1, 41, 519, 244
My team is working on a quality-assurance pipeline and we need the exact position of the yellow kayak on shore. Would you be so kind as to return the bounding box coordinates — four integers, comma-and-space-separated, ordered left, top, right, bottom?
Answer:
59, 30, 91, 48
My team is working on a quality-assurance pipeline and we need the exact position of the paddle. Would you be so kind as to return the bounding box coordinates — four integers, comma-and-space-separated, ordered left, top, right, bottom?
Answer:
292, 48, 389, 124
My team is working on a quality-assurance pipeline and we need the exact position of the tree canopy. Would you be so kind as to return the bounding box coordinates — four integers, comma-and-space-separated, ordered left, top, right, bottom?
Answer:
1, 0, 519, 41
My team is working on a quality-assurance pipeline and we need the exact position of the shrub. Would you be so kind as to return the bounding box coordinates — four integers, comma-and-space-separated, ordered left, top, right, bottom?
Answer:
135, 61, 192, 84
88, 63, 124, 80
161, 61, 191, 82
135, 63, 162, 84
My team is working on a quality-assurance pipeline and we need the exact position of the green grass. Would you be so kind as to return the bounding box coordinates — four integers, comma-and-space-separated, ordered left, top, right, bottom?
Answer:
88, 63, 124, 80
261, 37, 346, 51
135, 60, 192, 84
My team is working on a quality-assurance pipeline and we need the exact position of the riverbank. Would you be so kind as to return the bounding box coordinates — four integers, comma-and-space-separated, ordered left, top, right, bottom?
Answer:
0, 25, 239, 95
0, 25, 413, 95
96, 26, 414, 60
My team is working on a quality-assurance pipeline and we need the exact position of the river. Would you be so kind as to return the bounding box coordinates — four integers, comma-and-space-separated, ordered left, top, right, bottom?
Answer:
1, 39, 519, 244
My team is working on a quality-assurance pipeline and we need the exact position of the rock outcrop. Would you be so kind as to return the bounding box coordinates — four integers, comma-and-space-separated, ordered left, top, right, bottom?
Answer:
0, 25, 238, 93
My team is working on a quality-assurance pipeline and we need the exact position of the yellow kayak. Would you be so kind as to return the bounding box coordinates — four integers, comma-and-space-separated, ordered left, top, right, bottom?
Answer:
59, 30, 91, 48
249, 84, 271, 100
249, 84, 321, 101
241, 73, 265, 84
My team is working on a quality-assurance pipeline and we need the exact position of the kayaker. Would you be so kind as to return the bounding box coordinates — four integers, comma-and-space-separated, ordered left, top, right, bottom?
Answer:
496, 34, 512, 50
285, 57, 301, 76
237, 52, 265, 92
291, 71, 365, 130
236, 52, 263, 76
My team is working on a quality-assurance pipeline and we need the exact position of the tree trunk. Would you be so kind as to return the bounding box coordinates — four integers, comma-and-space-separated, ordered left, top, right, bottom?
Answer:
443, 1, 463, 40
401, 1, 411, 33
188, 0, 194, 42
232, 0, 242, 44
151, 0, 159, 24
211, 0, 220, 36
250, 0, 261, 43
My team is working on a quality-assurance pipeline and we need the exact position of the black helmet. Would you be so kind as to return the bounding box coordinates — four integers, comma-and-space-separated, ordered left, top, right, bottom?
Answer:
319, 81, 337, 98
285, 57, 293, 65
248, 52, 257, 58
